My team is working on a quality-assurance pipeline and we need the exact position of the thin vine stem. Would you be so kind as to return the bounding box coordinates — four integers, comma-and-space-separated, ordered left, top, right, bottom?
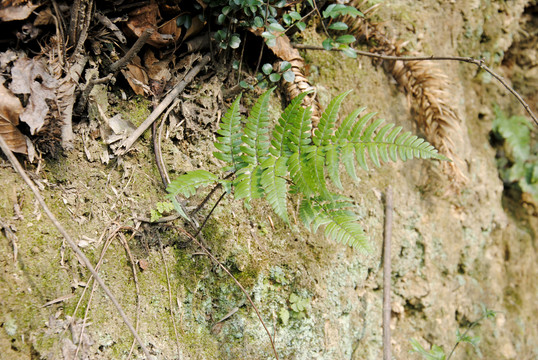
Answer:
291, 43, 538, 126
174, 225, 280, 360
446, 313, 489, 360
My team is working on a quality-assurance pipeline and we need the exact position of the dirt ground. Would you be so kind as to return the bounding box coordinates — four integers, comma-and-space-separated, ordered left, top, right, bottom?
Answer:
1, 1, 537, 359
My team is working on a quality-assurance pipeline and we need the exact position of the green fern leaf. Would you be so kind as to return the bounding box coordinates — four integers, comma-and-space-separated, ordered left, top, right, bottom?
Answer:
346, 115, 448, 169
349, 111, 377, 141
287, 104, 316, 195
241, 87, 275, 165
270, 91, 310, 157
166, 170, 219, 197
313, 90, 351, 146
305, 146, 331, 197
261, 156, 289, 223
299, 197, 368, 250
298, 197, 316, 228
234, 165, 264, 203
360, 117, 384, 141
341, 143, 359, 181
324, 210, 368, 250
214, 94, 244, 171
287, 106, 313, 153
325, 107, 365, 189
325, 144, 342, 189
354, 143, 369, 171
288, 152, 316, 196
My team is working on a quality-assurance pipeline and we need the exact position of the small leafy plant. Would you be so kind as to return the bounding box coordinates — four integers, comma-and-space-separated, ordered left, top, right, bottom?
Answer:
166, 88, 447, 250
150, 201, 174, 222
491, 105, 537, 201
410, 307, 497, 360
279, 293, 310, 326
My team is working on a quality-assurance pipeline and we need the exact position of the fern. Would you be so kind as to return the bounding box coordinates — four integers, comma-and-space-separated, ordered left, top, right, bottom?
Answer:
167, 90, 448, 250
214, 94, 243, 172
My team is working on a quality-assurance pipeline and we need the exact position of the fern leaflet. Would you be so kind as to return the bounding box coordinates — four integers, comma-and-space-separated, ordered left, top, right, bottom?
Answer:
166, 170, 218, 197
214, 94, 243, 171
270, 91, 310, 158
313, 90, 351, 146
234, 164, 264, 203
241, 87, 275, 166
261, 156, 289, 223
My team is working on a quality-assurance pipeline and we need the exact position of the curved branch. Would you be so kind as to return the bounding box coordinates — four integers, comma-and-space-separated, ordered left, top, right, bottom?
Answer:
292, 43, 538, 126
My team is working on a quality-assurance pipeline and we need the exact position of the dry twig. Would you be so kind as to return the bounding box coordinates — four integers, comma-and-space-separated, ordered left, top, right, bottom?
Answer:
109, 28, 155, 73
118, 54, 211, 154
383, 186, 393, 360
157, 234, 182, 359
0, 218, 18, 263
293, 44, 538, 127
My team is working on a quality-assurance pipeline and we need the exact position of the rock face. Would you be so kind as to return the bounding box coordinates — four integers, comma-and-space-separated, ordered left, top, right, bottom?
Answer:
0, 1, 536, 359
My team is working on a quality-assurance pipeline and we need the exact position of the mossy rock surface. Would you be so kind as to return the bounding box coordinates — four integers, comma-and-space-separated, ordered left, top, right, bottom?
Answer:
1, 1, 537, 359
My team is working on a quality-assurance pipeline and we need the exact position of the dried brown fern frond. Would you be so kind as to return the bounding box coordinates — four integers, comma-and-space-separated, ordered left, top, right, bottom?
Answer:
269, 34, 322, 126
341, 4, 467, 184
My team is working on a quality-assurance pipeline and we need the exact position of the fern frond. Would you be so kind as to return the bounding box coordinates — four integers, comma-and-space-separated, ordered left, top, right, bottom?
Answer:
166, 170, 219, 197
287, 106, 313, 153
299, 197, 368, 250
313, 90, 351, 146
214, 94, 244, 172
305, 146, 331, 197
261, 156, 289, 223
288, 152, 316, 196
335, 107, 365, 144
349, 111, 377, 141
341, 143, 359, 181
323, 210, 368, 250
241, 87, 275, 165
325, 144, 342, 189
234, 165, 264, 203
346, 116, 449, 170
270, 91, 310, 158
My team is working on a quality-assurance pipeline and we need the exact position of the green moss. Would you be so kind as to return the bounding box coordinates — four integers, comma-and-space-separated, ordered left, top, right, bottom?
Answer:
116, 95, 152, 128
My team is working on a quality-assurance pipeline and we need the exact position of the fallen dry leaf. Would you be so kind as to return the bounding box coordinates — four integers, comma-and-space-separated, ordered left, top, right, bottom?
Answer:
10, 57, 57, 135
125, 3, 176, 48
0, 0, 39, 22
144, 49, 172, 84
0, 79, 27, 154
121, 56, 149, 95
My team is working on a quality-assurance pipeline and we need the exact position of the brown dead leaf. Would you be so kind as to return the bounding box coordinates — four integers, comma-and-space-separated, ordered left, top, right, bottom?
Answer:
10, 57, 57, 135
144, 49, 171, 84
33, 7, 54, 26
184, 15, 205, 41
0, 79, 27, 154
125, 3, 176, 48
158, 15, 182, 44
121, 56, 149, 95
0, 0, 39, 21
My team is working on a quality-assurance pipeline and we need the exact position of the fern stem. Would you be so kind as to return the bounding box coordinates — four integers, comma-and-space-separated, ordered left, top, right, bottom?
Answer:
193, 190, 227, 239
191, 172, 234, 217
